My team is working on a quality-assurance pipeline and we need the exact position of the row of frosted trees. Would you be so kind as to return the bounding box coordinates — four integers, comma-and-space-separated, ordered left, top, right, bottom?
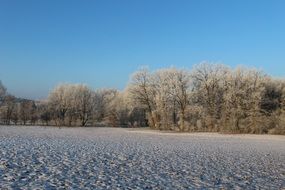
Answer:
0, 63, 284, 134
42, 84, 146, 127
128, 64, 285, 134
0, 82, 146, 128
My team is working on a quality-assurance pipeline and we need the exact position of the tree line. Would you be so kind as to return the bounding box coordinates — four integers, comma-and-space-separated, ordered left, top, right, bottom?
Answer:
0, 63, 284, 134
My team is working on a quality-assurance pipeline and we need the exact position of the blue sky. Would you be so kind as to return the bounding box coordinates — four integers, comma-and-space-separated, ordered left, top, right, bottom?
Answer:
0, 0, 285, 99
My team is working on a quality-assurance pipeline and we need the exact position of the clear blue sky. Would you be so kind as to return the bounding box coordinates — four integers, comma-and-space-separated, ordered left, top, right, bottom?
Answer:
0, 0, 285, 99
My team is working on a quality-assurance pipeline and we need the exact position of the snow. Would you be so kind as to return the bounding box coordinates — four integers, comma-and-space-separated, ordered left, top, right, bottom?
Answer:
0, 126, 284, 189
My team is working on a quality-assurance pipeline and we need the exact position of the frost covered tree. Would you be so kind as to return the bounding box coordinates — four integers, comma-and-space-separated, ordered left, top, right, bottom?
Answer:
152, 69, 175, 130
93, 89, 118, 122
261, 79, 284, 114
72, 84, 94, 126
48, 84, 73, 126
105, 91, 129, 127
263, 79, 285, 134
37, 101, 52, 126
279, 85, 285, 134
0, 80, 6, 102
171, 69, 192, 131
152, 68, 192, 131
18, 100, 36, 125
128, 68, 157, 128
191, 63, 229, 131
0, 95, 16, 125
105, 90, 146, 128
222, 67, 267, 133
0, 81, 7, 124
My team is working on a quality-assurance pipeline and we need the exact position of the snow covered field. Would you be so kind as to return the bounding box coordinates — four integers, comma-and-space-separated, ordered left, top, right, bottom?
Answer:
0, 126, 284, 189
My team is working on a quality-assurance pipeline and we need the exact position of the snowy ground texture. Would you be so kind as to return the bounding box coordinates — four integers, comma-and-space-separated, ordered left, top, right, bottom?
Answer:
0, 126, 284, 189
